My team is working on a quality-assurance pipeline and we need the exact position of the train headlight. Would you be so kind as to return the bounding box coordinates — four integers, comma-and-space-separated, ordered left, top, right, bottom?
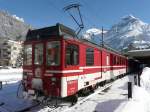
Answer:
35, 68, 41, 78
51, 77, 56, 82
23, 72, 27, 79
23, 75, 27, 80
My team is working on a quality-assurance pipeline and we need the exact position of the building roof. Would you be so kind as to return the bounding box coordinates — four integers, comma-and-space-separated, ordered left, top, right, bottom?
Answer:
128, 49, 150, 57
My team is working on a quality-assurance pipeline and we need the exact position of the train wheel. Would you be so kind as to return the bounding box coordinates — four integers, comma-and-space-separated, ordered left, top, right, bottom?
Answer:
80, 88, 89, 96
90, 86, 94, 93
100, 81, 106, 87
71, 94, 78, 105
95, 84, 99, 89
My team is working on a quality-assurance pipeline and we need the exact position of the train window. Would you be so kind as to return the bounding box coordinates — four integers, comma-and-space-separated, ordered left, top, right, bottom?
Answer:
106, 55, 109, 65
34, 43, 43, 65
24, 44, 32, 65
46, 41, 60, 66
120, 58, 122, 65
117, 57, 119, 65
113, 56, 116, 65
119, 58, 120, 64
86, 48, 94, 66
66, 44, 79, 65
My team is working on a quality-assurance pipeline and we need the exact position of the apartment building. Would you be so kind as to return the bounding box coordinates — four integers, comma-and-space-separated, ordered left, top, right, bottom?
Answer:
0, 38, 23, 67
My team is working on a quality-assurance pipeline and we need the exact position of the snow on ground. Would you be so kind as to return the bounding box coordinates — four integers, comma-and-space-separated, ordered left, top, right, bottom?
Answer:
1, 67, 150, 112
0, 68, 33, 112
0, 68, 136, 112
120, 86, 150, 112
140, 67, 150, 92
33, 75, 135, 112
0, 68, 22, 83
120, 67, 150, 112
0, 82, 33, 112
63, 76, 134, 112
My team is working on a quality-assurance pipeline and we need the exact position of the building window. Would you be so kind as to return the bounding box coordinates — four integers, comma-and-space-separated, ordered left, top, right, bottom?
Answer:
34, 44, 43, 65
86, 48, 94, 66
24, 44, 32, 65
3, 42, 8, 45
46, 41, 60, 66
66, 44, 79, 65
13, 47, 17, 50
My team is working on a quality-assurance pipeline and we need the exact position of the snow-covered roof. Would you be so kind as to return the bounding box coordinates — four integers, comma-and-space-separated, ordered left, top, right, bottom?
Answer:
127, 49, 150, 57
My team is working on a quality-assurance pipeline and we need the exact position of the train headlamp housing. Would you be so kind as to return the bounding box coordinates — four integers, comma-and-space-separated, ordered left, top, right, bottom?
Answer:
51, 77, 56, 82
23, 72, 27, 79
35, 68, 42, 78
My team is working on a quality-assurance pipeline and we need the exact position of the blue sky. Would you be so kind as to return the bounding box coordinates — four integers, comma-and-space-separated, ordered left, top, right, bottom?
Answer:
0, 0, 150, 31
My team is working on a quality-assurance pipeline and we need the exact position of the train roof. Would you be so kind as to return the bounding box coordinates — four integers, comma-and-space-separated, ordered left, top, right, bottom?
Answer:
80, 38, 126, 57
26, 23, 77, 41
26, 23, 126, 58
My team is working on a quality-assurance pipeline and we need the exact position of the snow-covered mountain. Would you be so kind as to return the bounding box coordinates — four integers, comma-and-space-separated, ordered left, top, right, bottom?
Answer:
105, 15, 150, 51
83, 15, 150, 51
0, 11, 31, 40
82, 28, 107, 45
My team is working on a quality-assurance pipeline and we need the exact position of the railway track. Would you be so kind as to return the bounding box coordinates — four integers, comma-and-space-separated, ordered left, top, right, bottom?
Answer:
0, 77, 120, 112
32, 82, 113, 112
62, 83, 113, 112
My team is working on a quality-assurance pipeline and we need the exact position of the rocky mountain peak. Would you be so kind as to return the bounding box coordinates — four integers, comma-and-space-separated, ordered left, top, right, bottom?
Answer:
122, 15, 137, 21
104, 15, 150, 51
0, 10, 31, 41
83, 15, 150, 52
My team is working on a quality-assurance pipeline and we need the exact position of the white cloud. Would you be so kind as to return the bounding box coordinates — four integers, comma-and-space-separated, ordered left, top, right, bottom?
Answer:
12, 15, 24, 22
86, 28, 107, 35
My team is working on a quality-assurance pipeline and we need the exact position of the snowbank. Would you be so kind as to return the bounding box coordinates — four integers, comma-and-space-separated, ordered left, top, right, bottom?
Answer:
121, 67, 150, 112
121, 86, 150, 112
0, 68, 22, 74
140, 67, 150, 92
0, 68, 22, 83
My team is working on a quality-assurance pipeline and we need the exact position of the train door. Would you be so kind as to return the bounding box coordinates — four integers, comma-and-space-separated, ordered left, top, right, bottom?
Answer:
65, 42, 79, 96
110, 54, 115, 79
32, 42, 44, 90
101, 50, 110, 81
105, 54, 111, 80
46, 41, 61, 96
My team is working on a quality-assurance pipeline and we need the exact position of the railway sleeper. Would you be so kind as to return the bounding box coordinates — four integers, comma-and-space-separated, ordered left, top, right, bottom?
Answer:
78, 86, 95, 97
99, 80, 106, 87
41, 95, 78, 107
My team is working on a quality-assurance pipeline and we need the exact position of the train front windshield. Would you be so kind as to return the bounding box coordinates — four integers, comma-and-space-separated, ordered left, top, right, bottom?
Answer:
46, 41, 60, 66
24, 41, 60, 67
24, 44, 32, 66
34, 44, 43, 65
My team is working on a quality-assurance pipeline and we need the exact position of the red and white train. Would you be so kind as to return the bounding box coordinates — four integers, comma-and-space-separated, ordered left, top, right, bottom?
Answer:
22, 23, 128, 103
